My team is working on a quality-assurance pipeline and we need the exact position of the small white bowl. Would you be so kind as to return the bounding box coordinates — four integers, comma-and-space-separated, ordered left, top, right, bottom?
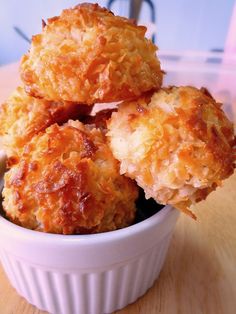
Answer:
0, 204, 179, 314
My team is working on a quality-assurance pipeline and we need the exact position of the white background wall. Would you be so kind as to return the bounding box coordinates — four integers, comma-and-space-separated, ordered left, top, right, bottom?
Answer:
0, 0, 235, 65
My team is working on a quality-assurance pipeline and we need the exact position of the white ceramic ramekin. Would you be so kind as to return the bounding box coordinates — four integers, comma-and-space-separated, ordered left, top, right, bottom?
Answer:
0, 204, 179, 314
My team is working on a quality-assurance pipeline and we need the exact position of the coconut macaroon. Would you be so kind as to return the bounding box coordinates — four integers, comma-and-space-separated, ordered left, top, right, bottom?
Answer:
0, 86, 92, 163
107, 87, 235, 217
2, 121, 138, 234
20, 3, 162, 104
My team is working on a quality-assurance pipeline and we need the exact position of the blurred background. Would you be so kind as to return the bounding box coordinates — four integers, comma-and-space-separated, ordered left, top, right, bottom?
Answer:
0, 0, 235, 65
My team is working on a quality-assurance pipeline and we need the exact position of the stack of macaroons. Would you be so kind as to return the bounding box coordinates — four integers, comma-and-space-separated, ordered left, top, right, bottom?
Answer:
0, 3, 235, 234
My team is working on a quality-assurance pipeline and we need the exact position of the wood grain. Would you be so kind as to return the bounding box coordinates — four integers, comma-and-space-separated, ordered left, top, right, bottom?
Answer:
0, 63, 235, 314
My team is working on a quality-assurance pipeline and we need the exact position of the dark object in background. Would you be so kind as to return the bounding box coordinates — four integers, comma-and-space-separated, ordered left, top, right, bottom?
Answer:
13, 26, 31, 43
207, 49, 224, 63
107, 0, 156, 42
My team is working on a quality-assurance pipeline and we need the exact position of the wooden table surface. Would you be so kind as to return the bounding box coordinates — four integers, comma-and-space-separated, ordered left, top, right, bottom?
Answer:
0, 63, 235, 314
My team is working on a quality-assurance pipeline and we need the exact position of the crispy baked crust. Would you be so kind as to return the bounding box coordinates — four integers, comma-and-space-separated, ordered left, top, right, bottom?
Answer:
107, 86, 235, 217
3, 121, 138, 234
20, 3, 162, 104
0, 86, 92, 161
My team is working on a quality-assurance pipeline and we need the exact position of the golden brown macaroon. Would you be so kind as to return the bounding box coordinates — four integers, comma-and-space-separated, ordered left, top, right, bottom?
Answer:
2, 120, 138, 234
20, 3, 162, 104
107, 86, 235, 217
0, 86, 92, 162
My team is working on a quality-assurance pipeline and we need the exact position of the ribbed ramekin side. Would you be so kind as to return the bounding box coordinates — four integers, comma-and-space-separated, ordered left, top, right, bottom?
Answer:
0, 230, 173, 314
